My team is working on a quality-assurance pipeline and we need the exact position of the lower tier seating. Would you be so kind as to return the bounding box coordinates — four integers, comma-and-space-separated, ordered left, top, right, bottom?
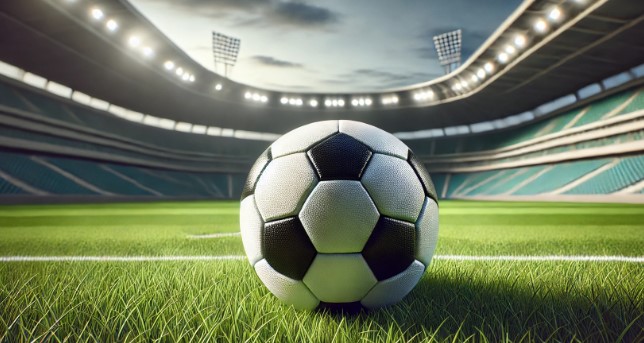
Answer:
0, 150, 241, 199
433, 154, 643, 199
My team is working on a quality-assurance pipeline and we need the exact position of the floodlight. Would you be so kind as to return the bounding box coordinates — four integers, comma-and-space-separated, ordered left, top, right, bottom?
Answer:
548, 7, 563, 22
497, 52, 509, 63
142, 47, 154, 58
309, 99, 318, 107
484, 62, 494, 73
252, 93, 260, 101
281, 97, 288, 104
325, 99, 331, 107
351, 99, 359, 106
244, 92, 252, 99
260, 96, 268, 103
460, 80, 469, 88
476, 68, 486, 79
338, 99, 345, 106
534, 19, 548, 33
383, 95, 399, 105
471, 74, 479, 83
505, 45, 516, 54
514, 34, 526, 48
189, 75, 195, 82
175, 67, 184, 76
212, 31, 241, 77
214, 83, 223, 91
181, 73, 190, 81
90, 8, 104, 20
128, 36, 141, 47
296, 99, 303, 106
365, 98, 372, 106
432, 29, 462, 74
164, 60, 175, 70
452, 83, 462, 92
106, 19, 118, 32
414, 89, 434, 101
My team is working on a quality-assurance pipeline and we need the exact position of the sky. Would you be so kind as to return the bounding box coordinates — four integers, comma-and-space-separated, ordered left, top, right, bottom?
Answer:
129, 0, 523, 93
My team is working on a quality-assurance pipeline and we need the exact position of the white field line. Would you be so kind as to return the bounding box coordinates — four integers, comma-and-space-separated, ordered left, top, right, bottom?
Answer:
187, 232, 241, 239
434, 255, 644, 262
0, 255, 245, 262
0, 255, 642, 263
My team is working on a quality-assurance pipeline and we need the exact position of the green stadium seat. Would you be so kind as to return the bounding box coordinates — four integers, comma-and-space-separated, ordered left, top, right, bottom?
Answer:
572, 92, 631, 128
616, 89, 643, 115
0, 177, 27, 194
512, 159, 610, 195
0, 151, 98, 195
565, 155, 644, 194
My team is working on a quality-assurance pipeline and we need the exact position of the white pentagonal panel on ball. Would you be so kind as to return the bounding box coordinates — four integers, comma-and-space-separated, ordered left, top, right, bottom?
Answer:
299, 180, 379, 253
339, 120, 408, 159
303, 253, 377, 303
255, 259, 320, 310
415, 197, 439, 266
239, 195, 263, 266
361, 260, 425, 309
271, 120, 338, 158
361, 153, 425, 223
254, 153, 318, 222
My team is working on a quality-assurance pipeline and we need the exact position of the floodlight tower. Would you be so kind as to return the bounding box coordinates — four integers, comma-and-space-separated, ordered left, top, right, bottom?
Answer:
433, 29, 462, 74
212, 31, 240, 77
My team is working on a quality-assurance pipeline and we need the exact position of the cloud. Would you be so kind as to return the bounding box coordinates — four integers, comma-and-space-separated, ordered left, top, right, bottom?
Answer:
251, 55, 304, 68
269, 2, 340, 27
137, 0, 339, 29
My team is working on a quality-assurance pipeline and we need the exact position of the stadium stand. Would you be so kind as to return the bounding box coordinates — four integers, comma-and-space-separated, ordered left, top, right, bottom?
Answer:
0, 78, 268, 158
0, 151, 98, 195
435, 154, 643, 200
512, 159, 610, 195
0, 71, 642, 202
0, 177, 26, 195
406, 88, 642, 157
565, 155, 644, 195
0, 150, 240, 199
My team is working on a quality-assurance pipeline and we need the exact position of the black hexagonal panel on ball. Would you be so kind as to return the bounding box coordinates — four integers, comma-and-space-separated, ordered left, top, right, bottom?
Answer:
262, 216, 317, 280
241, 147, 272, 200
362, 216, 416, 281
407, 150, 438, 202
307, 133, 372, 180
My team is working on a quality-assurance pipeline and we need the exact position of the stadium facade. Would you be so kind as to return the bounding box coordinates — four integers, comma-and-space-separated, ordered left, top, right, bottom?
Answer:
0, 0, 642, 203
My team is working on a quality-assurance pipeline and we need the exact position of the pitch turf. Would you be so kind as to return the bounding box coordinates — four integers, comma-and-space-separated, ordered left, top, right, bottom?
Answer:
0, 201, 642, 342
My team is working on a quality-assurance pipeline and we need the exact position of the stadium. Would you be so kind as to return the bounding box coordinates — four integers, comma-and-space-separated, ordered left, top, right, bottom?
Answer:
0, 0, 642, 341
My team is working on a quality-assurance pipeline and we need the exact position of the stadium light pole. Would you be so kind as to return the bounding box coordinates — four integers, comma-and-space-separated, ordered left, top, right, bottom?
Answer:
212, 31, 240, 78
433, 29, 462, 74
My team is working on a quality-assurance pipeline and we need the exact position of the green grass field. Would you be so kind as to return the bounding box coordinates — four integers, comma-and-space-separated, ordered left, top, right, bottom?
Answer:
0, 200, 642, 342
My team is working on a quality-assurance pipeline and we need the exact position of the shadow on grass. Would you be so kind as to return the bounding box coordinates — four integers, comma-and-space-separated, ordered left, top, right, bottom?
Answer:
315, 266, 643, 342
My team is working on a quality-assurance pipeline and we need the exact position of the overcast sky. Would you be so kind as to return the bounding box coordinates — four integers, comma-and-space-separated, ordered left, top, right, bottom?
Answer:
129, 0, 522, 92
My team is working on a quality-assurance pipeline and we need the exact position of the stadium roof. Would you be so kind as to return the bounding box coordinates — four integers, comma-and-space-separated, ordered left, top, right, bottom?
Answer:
0, 0, 643, 134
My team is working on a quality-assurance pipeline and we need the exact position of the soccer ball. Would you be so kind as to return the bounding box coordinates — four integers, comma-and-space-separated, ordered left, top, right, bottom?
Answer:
239, 120, 439, 310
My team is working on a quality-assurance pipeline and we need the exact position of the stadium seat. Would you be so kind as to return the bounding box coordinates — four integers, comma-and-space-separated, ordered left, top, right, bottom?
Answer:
565, 155, 644, 194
